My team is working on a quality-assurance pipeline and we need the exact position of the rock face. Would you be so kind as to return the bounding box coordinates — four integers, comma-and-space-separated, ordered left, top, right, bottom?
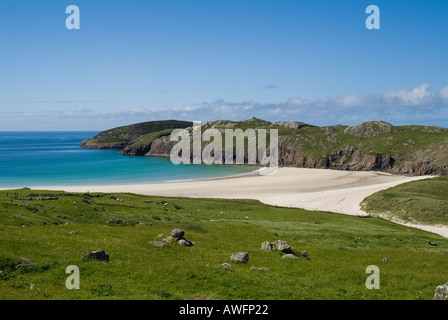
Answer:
230, 252, 249, 264
434, 283, 448, 300
83, 250, 110, 262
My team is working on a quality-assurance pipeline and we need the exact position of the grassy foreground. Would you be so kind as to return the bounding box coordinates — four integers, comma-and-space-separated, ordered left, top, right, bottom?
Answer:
0, 188, 447, 300
362, 176, 448, 226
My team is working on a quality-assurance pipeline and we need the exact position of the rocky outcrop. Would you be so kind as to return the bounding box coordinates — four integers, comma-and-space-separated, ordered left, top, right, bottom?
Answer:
273, 121, 314, 130
344, 121, 393, 137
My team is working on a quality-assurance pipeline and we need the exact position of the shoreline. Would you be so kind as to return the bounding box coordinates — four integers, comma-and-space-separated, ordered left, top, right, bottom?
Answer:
4, 167, 446, 238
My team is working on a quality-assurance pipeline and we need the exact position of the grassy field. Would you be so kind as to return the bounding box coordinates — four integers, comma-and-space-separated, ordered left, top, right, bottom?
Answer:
362, 176, 448, 226
0, 188, 447, 300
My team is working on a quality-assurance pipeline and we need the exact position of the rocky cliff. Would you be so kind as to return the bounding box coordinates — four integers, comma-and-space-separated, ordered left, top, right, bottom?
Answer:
81, 118, 448, 176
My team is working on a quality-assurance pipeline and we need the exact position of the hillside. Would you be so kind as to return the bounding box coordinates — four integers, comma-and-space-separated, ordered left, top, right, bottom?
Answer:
361, 176, 448, 226
80, 120, 193, 150
0, 188, 446, 299
81, 118, 448, 176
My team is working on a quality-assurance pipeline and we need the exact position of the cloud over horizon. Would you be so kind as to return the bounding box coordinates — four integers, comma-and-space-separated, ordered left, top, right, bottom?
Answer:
2, 84, 448, 130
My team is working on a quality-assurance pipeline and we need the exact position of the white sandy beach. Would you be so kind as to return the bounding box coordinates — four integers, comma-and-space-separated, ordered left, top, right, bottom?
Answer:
29, 167, 448, 237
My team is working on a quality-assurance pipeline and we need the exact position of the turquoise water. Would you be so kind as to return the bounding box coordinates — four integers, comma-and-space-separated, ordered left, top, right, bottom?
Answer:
0, 132, 258, 188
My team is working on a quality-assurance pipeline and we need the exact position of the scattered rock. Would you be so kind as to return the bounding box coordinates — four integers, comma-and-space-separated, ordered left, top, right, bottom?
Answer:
14, 257, 37, 269
260, 242, 273, 251
149, 241, 169, 247
230, 252, 249, 264
220, 263, 233, 270
250, 266, 268, 272
282, 254, 299, 259
272, 240, 292, 253
381, 257, 390, 262
171, 228, 185, 239
434, 282, 448, 300
301, 251, 311, 260
428, 241, 438, 246
82, 250, 110, 262
162, 236, 175, 243
57, 215, 69, 220
178, 238, 194, 247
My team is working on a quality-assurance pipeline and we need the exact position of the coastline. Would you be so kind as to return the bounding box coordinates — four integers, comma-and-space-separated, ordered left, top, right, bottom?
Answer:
9, 167, 446, 238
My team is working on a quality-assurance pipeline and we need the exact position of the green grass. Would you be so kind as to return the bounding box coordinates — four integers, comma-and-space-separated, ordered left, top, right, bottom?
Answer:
361, 176, 448, 226
0, 188, 447, 300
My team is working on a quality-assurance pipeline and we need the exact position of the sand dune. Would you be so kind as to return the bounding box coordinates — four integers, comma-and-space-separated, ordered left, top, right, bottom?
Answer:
29, 167, 447, 237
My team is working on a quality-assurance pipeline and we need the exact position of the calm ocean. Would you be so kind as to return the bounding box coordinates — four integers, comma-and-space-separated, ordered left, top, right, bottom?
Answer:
0, 132, 258, 188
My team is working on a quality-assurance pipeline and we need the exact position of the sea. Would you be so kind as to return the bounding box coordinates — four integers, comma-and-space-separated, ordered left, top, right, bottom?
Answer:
0, 132, 258, 188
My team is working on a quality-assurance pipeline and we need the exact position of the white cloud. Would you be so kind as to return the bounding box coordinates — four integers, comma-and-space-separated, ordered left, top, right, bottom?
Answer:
439, 85, 448, 103
1, 84, 447, 130
382, 83, 434, 106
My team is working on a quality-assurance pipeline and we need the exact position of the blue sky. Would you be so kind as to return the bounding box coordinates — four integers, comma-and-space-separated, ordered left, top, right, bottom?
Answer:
1, 0, 448, 130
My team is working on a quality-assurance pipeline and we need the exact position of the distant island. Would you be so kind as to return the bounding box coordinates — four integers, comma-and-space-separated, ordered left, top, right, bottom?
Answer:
81, 118, 448, 176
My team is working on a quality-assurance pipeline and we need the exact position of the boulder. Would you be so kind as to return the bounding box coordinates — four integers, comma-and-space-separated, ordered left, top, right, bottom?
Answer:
260, 242, 273, 251
178, 238, 193, 247
428, 241, 438, 246
69, 231, 77, 236
220, 263, 233, 270
381, 257, 390, 262
230, 252, 249, 264
82, 250, 110, 262
272, 240, 292, 253
434, 283, 448, 300
171, 228, 185, 239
